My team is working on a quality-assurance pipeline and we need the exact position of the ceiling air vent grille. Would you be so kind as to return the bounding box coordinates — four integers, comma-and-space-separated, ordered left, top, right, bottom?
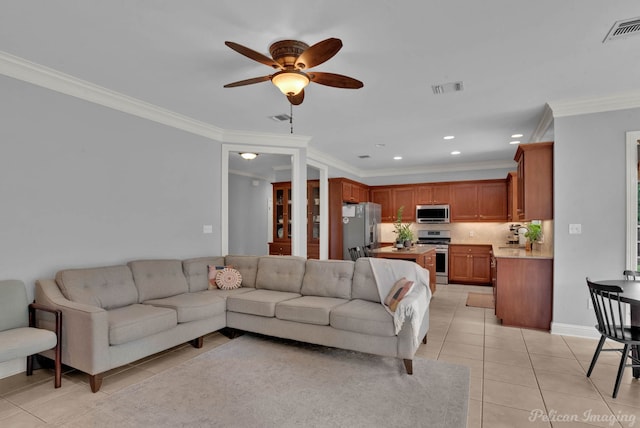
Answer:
603, 17, 640, 42
358, 155, 371, 159
432, 81, 464, 95
269, 114, 291, 122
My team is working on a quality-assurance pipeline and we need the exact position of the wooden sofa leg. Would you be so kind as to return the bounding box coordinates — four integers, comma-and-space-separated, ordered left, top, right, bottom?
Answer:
422, 333, 428, 344
89, 374, 103, 393
190, 336, 204, 349
403, 359, 413, 375
26, 354, 34, 376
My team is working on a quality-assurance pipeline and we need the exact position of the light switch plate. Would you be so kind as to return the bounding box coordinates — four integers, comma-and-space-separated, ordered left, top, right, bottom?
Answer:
569, 224, 582, 234
203, 225, 213, 234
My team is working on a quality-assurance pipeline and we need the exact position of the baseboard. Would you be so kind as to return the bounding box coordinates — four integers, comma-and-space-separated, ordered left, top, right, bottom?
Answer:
551, 322, 599, 339
0, 359, 25, 380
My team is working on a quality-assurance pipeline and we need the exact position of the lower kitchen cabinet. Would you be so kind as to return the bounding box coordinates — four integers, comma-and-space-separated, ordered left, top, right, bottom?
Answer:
494, 257, 553, 330
448, 244, 492, 285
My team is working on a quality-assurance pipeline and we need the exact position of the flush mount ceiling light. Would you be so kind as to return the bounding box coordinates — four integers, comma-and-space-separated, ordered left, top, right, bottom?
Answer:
239, 152, 258, 160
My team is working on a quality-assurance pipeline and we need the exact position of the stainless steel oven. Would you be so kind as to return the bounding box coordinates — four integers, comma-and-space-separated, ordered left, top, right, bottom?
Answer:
417, 230, 450, 285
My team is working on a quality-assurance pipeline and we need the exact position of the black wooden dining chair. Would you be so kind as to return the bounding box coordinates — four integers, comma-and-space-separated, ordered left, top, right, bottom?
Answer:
347, 247, 364, 261
586, 278, 640, 398
624, 270, 640, 280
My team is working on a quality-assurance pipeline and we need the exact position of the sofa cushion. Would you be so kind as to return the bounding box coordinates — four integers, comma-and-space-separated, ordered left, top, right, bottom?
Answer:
330, 299, 395, 337
276, 296, 349, 326
55, 265, 139, 310
226, 290, 300, 317
301, 260, 354, 299
108, 304, 177, 345
255, 256, 306, 293
183, 256, 226, 292
224, 255, 259, 288
351, 258, 381, 303
143, 293, 225, 323
128, 259, 189, 302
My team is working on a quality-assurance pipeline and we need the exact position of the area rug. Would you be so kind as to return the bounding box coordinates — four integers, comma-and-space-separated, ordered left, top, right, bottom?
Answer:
89, 334, 469, 428
466, 292, 495, 309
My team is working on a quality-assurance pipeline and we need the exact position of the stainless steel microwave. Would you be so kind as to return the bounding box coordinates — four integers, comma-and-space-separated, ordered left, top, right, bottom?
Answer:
416, 204, 450, 223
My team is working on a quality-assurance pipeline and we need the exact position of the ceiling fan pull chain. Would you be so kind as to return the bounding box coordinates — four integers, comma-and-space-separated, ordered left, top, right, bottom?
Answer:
290, 102, 294, 134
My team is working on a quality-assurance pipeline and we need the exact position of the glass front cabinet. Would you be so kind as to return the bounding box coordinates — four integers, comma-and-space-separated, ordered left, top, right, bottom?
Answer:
269, 180, 319, 259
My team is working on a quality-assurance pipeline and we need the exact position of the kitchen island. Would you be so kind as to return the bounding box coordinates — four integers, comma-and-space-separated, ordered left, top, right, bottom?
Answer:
369, 245, 437, 294
491, 244, 554, 330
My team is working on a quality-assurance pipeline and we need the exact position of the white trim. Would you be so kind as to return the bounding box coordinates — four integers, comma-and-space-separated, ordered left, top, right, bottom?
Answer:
228, 169, 272, 182
530, 103, 554, 143
358, 159, 516, 178
549, 90, 640, 118
307, 159, 329, 260
307, 147, 363, 177
626, 131, 640, 270
551, 322, 600, 339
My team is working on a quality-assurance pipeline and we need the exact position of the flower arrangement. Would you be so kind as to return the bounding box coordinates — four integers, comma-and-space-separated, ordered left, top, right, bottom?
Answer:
394, 206, 414, 245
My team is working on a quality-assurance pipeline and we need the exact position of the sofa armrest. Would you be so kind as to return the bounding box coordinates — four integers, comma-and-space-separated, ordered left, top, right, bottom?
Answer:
35, 279, 110, 375
395, 285, 430, 359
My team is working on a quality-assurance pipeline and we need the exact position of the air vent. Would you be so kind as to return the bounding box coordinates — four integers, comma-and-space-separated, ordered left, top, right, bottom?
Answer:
432, 81, 464, 95
603, 16, 640, 42
358, 155, 371, 159
269, 114, 291, 122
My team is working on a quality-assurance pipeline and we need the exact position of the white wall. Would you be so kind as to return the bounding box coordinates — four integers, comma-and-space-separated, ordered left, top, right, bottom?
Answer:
553, 107, 640, 332
0, 75, 223, 298
228, 173, 270, 255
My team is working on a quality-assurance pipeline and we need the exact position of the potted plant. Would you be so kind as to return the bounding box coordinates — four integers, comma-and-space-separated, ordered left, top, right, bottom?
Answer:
394, 206, 414, 248
524, 223, 542, 251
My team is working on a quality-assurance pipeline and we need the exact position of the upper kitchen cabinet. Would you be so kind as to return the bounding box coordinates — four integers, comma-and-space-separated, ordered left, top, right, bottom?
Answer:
415, 183, 450, 205
370, 185, 416, 222
450, 180, 507, 222
340, 179, 369, 204
515, 142, 553, 220
506, 171, 518, 222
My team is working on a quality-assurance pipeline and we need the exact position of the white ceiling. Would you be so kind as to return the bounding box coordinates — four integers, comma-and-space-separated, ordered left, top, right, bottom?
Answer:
2, 1, 639, 176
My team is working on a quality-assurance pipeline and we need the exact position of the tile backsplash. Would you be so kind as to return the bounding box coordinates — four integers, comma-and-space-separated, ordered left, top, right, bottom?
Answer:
380, 220, 554, 253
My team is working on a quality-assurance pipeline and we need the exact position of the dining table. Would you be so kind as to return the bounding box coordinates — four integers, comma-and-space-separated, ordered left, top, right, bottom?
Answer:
590, 278, 640, 377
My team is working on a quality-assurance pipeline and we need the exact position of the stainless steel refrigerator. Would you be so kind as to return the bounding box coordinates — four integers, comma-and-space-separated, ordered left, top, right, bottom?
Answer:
342, 202, 381, 260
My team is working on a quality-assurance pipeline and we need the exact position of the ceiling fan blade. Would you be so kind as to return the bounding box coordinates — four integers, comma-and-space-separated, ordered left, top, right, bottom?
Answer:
223, 75, 272, 88
225, 41, 283, 69
287, 90, 305, 105
309, 72, 364, 89
295, 38, 342, 70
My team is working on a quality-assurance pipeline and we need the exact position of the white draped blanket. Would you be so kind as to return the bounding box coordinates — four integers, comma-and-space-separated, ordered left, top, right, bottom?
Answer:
369, 258, 432, 347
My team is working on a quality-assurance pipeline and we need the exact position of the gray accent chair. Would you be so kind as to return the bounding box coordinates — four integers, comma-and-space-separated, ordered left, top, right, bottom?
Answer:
0, 279, 61, 387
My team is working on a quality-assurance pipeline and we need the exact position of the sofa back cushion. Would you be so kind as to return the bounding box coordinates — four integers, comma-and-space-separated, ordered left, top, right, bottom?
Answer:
225, 255, 259, 288
182, 256, 226, 292
255, 256, 306, 293
128, 259, 189, 302
55, 265, 139, 309
301, 260, 354, 299
351, 258, 381, 303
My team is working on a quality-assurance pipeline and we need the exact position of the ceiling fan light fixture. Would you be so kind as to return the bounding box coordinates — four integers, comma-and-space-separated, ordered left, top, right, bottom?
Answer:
272, 71, 310, 96
239, 152, 258, 160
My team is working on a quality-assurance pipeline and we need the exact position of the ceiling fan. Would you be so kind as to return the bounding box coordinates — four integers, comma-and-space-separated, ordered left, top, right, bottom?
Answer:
223, 38, 363, 105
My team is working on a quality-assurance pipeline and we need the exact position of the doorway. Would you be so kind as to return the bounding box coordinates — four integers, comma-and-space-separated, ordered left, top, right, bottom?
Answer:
626, 131, 640, 270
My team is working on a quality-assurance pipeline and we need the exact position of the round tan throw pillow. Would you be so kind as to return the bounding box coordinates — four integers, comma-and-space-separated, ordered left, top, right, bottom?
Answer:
215, 267, 242, 290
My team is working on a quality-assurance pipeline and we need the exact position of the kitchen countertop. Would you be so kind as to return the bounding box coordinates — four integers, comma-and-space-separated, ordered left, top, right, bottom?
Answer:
369, 245, 438, 256
491, 244, 554, 259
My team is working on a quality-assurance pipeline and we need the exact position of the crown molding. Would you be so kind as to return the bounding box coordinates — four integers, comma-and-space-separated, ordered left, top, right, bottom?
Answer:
530, 103, 554, 142
307, 147, 364, 177
0, 50, 308, 147
358, 159, 516, 178
548, 90, 640, 118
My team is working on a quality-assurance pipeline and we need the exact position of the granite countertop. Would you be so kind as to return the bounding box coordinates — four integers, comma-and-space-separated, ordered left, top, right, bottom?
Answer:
491, 244, 554, 259
369, 245, 438, 255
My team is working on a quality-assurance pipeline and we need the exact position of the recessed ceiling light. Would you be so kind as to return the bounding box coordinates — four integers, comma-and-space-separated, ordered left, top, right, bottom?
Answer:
511, 133, 523, 138
509, 141, 521, 145
375, 143, 386, 148
393, 156, 403, 160
443, 135, 455, 140
450, 151, 461, 155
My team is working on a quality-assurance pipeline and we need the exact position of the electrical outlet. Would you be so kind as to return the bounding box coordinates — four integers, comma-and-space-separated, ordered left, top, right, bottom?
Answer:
203, 225, 213, 234
569, 224, 582, 234
469, 231, 475, 237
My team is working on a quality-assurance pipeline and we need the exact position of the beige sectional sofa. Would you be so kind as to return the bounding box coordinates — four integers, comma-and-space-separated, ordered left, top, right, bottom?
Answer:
35, 255, 431, 392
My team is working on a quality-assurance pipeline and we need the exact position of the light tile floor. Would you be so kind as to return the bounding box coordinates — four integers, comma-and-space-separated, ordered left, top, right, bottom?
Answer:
1, 283, 640, 427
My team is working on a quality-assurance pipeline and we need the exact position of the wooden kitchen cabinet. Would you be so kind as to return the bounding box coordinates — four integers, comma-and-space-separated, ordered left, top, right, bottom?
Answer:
422, 249, 437, 294
506, 171, 518, 222
392, 186, 416, 222
415, 184, 450, 205
450, 180, 507, 222
370, 188, 393, 222
448, 244, 492, 285
515, 142, 553, 220
494, 256, 553, 330
340, 179, 369, 204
